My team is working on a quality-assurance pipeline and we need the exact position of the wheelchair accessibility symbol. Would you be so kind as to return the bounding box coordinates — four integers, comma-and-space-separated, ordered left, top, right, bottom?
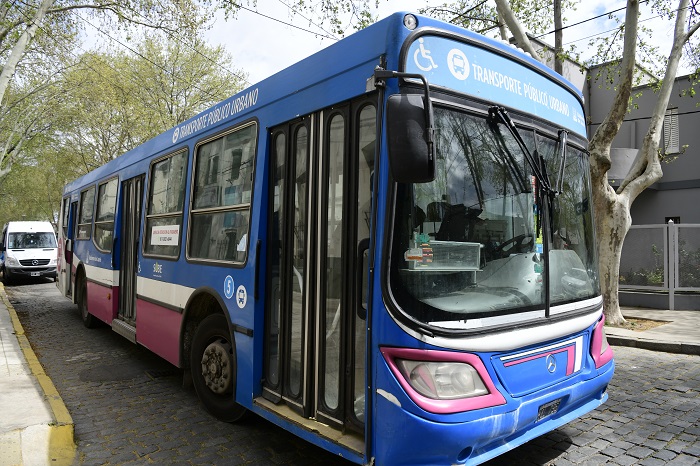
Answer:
414, 38, 438, 72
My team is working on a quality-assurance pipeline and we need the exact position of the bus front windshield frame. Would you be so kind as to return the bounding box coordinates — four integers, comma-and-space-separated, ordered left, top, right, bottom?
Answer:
388, 104, 600, 332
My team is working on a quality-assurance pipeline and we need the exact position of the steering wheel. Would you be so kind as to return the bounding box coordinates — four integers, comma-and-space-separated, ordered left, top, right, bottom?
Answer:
495, 234, 534, 258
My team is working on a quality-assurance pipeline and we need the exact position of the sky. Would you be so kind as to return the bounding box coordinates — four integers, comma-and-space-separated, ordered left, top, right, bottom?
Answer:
203, 1, 693, 87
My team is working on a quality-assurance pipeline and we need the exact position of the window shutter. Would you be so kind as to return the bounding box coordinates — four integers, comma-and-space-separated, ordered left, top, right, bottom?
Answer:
663, 108, 679, 154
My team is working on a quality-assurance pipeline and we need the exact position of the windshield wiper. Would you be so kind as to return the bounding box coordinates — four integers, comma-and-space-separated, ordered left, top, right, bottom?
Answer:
488, 106, 556, 198
556, 129, 568, 194
486, 111, 528, 194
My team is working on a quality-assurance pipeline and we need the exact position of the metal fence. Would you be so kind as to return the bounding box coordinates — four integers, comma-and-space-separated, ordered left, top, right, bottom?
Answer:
619, 221, 700, 310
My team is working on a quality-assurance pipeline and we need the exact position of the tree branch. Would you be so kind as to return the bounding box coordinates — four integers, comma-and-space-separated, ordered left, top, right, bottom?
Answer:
619, 0, 693, 200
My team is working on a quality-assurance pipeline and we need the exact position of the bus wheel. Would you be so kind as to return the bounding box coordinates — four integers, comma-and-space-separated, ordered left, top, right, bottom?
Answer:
190, 313, 247, 422
78, 277, 97, 328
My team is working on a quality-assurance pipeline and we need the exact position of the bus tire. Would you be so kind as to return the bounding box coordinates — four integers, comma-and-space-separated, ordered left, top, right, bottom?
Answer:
190, 313, 247, 422
78, 276, 97, 329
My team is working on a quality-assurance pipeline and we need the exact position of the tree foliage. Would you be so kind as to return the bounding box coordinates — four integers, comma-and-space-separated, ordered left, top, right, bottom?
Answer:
0, 37, 245, 227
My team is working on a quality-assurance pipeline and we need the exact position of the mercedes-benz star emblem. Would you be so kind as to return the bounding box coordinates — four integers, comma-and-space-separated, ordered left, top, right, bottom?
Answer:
32, 259, 39, 266
546, 354, 557, 373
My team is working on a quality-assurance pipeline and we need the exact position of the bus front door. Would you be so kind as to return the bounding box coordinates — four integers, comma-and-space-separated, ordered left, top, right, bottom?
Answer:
263, 101, 375, 436
115, 175, 143, 342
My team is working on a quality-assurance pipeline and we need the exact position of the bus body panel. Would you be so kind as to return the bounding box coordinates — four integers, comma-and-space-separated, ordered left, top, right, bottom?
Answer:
135, 298, 183, 366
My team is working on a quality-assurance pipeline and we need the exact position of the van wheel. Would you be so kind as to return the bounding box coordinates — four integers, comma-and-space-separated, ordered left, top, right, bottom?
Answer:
190, 314, 247, 422
78, 277, 97, 328
1, 266, 12, 285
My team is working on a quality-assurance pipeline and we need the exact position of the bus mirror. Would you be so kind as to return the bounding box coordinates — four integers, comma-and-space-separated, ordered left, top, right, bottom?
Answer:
386, 94, 435, 183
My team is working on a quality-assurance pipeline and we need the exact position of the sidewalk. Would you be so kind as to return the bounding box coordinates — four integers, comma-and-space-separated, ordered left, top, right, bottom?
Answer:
0, 283, 75, 466
607, 307, 700, 356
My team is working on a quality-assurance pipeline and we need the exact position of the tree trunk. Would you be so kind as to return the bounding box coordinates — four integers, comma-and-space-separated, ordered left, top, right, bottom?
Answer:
494, 0, 539, 59
554, 0, 563, 74
0, 0, 55, 107
593, 181, 632, 325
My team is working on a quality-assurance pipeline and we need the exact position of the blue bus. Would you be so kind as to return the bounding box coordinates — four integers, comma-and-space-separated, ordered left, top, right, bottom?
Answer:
57, 12, 614, 465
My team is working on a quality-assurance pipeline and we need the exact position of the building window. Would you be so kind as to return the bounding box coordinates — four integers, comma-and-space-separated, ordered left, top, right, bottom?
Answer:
663, 108, 679, 154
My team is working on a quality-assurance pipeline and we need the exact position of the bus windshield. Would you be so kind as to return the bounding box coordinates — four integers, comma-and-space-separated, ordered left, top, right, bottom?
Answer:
390, 106, 599, 330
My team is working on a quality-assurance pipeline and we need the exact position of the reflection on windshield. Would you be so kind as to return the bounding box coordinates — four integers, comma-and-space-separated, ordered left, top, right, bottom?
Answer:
390, 107, 599, 329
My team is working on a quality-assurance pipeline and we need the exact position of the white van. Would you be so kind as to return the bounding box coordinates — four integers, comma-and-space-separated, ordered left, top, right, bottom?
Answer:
0, 221, 58, 283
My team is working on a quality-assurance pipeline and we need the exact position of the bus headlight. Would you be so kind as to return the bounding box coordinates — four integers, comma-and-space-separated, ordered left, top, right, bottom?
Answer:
397, 360, 488, 399
6, 256, 19, 266
381, 347, 506, 414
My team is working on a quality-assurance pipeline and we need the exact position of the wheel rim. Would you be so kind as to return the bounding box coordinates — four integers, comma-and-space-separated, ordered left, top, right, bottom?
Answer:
200, 338, 232, 394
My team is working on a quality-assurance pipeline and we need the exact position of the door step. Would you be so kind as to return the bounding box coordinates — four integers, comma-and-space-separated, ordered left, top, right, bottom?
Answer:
112, 319, 136, 343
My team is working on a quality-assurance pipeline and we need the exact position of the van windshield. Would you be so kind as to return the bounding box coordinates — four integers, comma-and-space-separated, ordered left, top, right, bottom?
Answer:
8, 232, 57, 249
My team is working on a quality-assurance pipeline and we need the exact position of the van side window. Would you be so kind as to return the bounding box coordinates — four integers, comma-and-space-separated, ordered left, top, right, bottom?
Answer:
189, 123, 256, 262
77, 186, 96, 240
94, 178, 118, 252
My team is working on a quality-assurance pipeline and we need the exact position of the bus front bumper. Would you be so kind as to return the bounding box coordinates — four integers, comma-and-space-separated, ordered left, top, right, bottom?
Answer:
372, 360, 614, 466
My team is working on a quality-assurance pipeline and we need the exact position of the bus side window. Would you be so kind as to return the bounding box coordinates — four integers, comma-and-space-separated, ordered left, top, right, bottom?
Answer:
189, 123, 257, 262
144, 150, 188, 258
77, 186, 96, 240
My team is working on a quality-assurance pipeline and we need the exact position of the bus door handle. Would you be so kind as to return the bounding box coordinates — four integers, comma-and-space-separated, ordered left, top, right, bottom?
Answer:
356, 238, 370, 320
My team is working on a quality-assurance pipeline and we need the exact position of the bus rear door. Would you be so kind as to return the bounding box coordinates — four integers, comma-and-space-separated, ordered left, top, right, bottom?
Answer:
114, 175, 144, 342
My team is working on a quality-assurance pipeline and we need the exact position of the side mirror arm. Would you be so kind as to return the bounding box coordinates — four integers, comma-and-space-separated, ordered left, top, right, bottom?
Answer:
374, 69, 435, 159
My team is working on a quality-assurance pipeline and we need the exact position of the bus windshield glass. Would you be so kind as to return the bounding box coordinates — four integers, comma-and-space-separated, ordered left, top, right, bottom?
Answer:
390, 106, 599, 329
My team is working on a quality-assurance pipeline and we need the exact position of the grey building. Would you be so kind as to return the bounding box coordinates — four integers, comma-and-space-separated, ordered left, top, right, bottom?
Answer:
586, 65, 700, 225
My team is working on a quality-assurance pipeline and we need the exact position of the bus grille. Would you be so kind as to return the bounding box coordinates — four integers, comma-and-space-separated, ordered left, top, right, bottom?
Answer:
19, 259, 51, 266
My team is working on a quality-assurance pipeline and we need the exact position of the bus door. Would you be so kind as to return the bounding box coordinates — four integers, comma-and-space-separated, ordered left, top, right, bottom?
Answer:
59, 199, 78, 298
115, 175, 143, 341
263, 101, 376, 434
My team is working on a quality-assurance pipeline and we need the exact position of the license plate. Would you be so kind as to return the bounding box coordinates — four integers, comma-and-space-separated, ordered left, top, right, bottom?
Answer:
537, 398, 561, 422
31, 272, 40, 277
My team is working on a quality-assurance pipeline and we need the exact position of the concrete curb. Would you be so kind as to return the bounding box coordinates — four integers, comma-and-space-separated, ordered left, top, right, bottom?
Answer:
0, 283, 76, 465
607, 335, 700, 356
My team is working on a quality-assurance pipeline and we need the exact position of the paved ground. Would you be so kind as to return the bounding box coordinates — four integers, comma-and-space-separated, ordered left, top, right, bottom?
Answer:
6, 280, 700, 465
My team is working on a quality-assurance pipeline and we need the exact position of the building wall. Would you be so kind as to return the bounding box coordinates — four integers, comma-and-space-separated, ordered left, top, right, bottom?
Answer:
586, 65, 700, 225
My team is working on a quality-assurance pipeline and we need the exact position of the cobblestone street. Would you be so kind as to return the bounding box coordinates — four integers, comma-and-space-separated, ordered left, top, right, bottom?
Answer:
7, 281, 700, 465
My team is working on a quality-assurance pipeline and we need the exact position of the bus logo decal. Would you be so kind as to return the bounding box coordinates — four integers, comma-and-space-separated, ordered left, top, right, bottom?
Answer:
546, 354, 557, 373
447, 48, 470, 80
236, 285, 247, 309
224, 275, 235, 300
